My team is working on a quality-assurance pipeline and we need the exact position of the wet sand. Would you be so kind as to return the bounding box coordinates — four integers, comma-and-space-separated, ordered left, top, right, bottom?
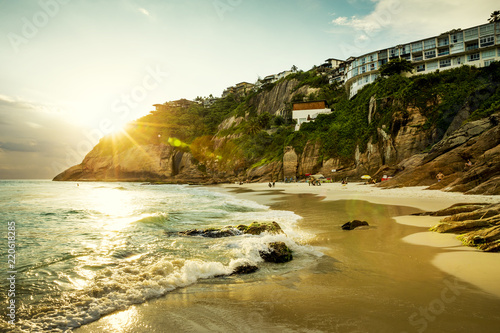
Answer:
77, 183, 500, 333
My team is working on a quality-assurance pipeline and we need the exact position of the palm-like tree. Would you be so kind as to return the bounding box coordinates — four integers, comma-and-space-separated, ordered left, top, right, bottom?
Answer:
489, 10, 500, 23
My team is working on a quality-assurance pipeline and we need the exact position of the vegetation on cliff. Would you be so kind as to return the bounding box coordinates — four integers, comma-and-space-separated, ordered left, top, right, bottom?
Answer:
55, 61, 500, 188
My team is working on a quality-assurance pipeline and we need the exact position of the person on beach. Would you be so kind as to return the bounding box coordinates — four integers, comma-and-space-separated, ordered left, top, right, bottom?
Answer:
436, 171, 444, 182
272, 181, 275, 187
268, 182, 272, 188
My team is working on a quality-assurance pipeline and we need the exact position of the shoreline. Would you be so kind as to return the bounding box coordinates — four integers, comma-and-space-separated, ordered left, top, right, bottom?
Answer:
220, 182, 500, 211
221, 182, 500, 299
76, 182, 500, 332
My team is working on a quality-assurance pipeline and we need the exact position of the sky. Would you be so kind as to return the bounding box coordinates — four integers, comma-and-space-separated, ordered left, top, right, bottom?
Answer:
0, 0, 497, 179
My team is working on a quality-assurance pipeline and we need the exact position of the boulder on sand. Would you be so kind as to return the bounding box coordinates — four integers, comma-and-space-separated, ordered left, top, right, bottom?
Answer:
341, 220, 369, 230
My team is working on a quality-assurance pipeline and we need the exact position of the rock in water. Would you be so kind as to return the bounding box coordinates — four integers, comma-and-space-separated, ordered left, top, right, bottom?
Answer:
178, 227, 241, 238
231, 263, 259, 275
174, 221, 284, 238
237, 221, 284, 235
259, 242, 293, 263
341, 220, 369, 230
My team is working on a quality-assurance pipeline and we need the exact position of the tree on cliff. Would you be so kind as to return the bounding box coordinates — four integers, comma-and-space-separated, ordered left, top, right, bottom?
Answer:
379, 58, 414, 77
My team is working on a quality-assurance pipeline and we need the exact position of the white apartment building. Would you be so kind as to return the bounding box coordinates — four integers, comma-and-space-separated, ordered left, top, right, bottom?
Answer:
345, 22, 500, 98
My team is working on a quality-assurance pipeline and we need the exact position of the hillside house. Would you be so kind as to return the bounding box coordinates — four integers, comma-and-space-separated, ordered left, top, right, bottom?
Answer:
292, 100, 332, 131
153, 99, 195, 112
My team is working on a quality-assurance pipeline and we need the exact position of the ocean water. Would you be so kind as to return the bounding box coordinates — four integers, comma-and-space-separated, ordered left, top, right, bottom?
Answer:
0, 180, 318, 332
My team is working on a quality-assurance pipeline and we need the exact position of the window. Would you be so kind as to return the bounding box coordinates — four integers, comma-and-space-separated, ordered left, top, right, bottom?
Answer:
480, 23, 494, 37
480, 36, 495, 47
413, 55, 423, 61
364, 76, 369, 83
464, 28, 478, 41
424, 50, 436, 59
401, 44, 411, 55
439, 59, 451, 68
466, 42, 479, 51
451, 32, 463, 43
427, 61, 438, 70
438, 48, 450, 56
438, 37, 449, 47
369, 63, 376, 71
482, 49, 496, 59
453, 56, 465, 65
467, 53, 480, 62
424, 39, 436, 50
412, 42, 423, 52
485, 60, 496, 66
361, 66, 366, 73
450, 42, 464, 54
416, 64, 425, 72
378, 59, 388, 67
389, 48, 399, 58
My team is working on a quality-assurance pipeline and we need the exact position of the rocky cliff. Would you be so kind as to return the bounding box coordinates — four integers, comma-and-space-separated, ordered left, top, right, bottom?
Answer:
247, 78, 319, 116
53, 143, 207, 183
54, 66, 500, 194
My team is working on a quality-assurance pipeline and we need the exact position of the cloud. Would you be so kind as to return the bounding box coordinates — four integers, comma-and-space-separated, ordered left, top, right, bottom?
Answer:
330, 0, 496, 58
138, 7, 150, 17
332, 15, 382, 33
0, 141, 40, 153
0, 95, 89, 179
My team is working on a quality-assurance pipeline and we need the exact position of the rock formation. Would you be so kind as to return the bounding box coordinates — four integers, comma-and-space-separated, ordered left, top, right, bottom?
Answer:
429, 203, 500, 252
248, 79, 319, 116
173, 221, 284, 238
259, 241, 293, 263
53, 143, 207, 183
53, 72, 500, 194
378, 113, 500, 194
341, 220, 369, 230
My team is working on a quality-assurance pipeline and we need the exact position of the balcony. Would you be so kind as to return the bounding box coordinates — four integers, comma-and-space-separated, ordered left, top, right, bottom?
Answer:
438, 40, 449, 47
438, 49, 450, 57
466, 43, 479, 51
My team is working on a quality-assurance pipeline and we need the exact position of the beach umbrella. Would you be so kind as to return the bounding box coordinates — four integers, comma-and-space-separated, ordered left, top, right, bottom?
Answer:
361, 175, 371, 179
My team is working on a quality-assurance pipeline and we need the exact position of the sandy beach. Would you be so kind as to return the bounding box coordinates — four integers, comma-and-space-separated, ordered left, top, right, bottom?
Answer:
76, 182, 500, 333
